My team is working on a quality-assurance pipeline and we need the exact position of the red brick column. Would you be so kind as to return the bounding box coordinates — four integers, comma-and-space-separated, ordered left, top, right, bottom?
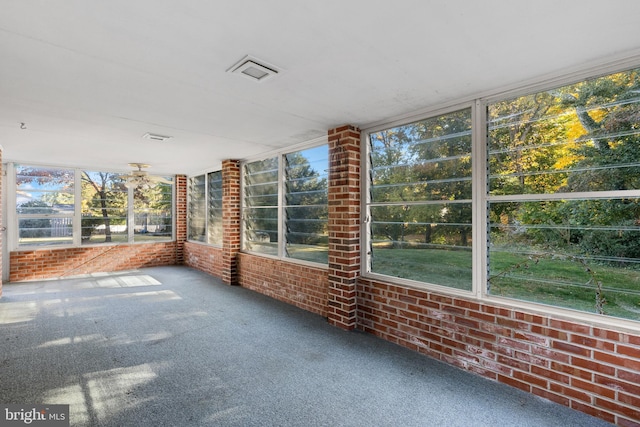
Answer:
174, 175, 187, 264
327, 125, 361, 330
222, 160, 241, 285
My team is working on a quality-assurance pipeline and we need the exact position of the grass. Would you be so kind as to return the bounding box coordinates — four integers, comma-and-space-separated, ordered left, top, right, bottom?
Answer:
371, 248, 472, 290
488, 248, 640, 319
370, 247, 640, 321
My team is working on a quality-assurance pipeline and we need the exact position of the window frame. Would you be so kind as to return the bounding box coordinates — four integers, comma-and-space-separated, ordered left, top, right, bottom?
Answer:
362, 59, 640, 327
240, 137, 329, 267
186, 170, 225, 246
9, 163, 175, 250
187, 174, 207, 243
362, 102, 478, 297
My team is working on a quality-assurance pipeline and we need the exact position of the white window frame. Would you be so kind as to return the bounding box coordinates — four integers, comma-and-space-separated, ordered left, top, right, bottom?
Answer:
362, 102, 477, 298
9, 163, 175, 250
361, 57, 640, 331
240, 136, 329, 267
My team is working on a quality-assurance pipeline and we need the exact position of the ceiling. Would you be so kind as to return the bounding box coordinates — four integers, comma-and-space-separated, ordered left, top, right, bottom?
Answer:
1, 1, 640, 176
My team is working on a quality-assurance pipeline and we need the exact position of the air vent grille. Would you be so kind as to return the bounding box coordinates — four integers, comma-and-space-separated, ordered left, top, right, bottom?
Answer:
227, 55, 280, 82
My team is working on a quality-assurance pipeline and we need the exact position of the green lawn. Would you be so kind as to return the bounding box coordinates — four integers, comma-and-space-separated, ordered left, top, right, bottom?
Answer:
371, 247, 640, 321
371, 248, 472, 290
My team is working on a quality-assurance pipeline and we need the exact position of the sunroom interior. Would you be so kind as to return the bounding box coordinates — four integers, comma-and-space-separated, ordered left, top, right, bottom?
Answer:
1, 1, 640, 426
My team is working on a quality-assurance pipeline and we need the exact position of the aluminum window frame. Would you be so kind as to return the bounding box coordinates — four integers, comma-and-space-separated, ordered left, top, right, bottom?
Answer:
10, 162, 175, 250
240, 137, 329, 267
361, 58, 640, 328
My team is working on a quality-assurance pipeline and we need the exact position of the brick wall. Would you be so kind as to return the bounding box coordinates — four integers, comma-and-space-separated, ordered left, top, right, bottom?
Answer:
9, 242, 180, 281
184, 242, 224, 278
174, 174, 188, 264
221, 160, 241, 285
237, 252, 329, 317
8, 174, 188, 282
326, 125, 361, 330
358, 278, 640, 426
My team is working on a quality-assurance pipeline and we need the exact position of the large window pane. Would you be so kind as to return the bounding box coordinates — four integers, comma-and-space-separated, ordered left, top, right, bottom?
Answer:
284, 146, 328, 264
81, 171, 128, 244
207, 171, 223, 244
134, 181, 173, 242
243, 157, 279, 254
16, 165, 75, 246
368, 108, 472, 290
488, 69, 640, 196
489, 199, 640, 319
487, 68, 640, 320
18, 218, 73, 246
188, 175, 206, 242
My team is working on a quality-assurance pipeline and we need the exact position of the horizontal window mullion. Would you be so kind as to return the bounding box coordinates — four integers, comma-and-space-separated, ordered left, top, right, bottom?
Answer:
489, 162, 640, 180
372, 154, 471, 172
488, 190, 640, 202
373, 176, 472, 190
368, 199, 472, 207
410, 129, 472, 146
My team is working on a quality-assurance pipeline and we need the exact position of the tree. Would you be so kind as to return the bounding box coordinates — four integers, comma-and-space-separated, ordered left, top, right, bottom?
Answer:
244, 157, 279, 247
489, 68, 640, 264
81, 171, 127, 243
284, 151, 328, 247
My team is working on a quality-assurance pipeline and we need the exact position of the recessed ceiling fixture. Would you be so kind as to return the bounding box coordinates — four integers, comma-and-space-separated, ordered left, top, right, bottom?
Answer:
227, 55, 280, 82
142, 132, 172, 142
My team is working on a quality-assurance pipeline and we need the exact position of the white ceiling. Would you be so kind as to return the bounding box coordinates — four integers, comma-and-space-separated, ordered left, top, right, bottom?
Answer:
1, 1, 640, 176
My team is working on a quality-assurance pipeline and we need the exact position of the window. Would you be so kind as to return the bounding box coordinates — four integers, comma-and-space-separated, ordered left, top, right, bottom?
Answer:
243, 157, 279, 255
187, 175, 206, 242
133, 182, 173, 241
14, 165, 174, 247
284, 146, 329, 264
207, 171, 223, 244
487, 68, 640, 319
81, 171, 128, 243
366, 108, 473, 290
242, 143, 329, 264
186, 171, 223, 245
16, 165, 74, 246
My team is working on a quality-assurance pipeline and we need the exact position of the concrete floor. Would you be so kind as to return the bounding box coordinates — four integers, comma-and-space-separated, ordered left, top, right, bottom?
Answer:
0, 266, 614, 427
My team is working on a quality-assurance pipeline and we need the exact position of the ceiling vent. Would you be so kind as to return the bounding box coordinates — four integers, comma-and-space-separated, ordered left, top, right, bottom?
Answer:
227, 55, 280, 82
142, 133, 172, 142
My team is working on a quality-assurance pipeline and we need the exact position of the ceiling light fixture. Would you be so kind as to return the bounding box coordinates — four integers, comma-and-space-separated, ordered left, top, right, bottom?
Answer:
227, 55, 280, 82
124, 163, 172, 189
142, 133, 172, 142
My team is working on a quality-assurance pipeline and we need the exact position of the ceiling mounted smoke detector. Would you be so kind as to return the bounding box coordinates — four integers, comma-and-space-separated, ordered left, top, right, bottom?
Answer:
227, 55, 280, 82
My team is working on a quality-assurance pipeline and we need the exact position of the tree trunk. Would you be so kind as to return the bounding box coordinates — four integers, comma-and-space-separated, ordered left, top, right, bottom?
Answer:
99, 191, 112, 242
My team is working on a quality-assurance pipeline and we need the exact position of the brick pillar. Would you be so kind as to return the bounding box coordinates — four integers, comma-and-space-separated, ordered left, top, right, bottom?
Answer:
327, 125, 361, 330
222, 160, 241, 285
174, 175, 187, 264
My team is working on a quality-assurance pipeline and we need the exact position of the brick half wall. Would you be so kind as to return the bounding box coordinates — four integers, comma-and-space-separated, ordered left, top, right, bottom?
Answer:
358, 278, 640, 426
184, 242, 224, 278
9, 242, 180, 282
238, 253, 329, 317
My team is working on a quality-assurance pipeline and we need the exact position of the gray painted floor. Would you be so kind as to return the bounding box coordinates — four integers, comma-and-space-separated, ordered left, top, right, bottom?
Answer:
0, 266, 614, 427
